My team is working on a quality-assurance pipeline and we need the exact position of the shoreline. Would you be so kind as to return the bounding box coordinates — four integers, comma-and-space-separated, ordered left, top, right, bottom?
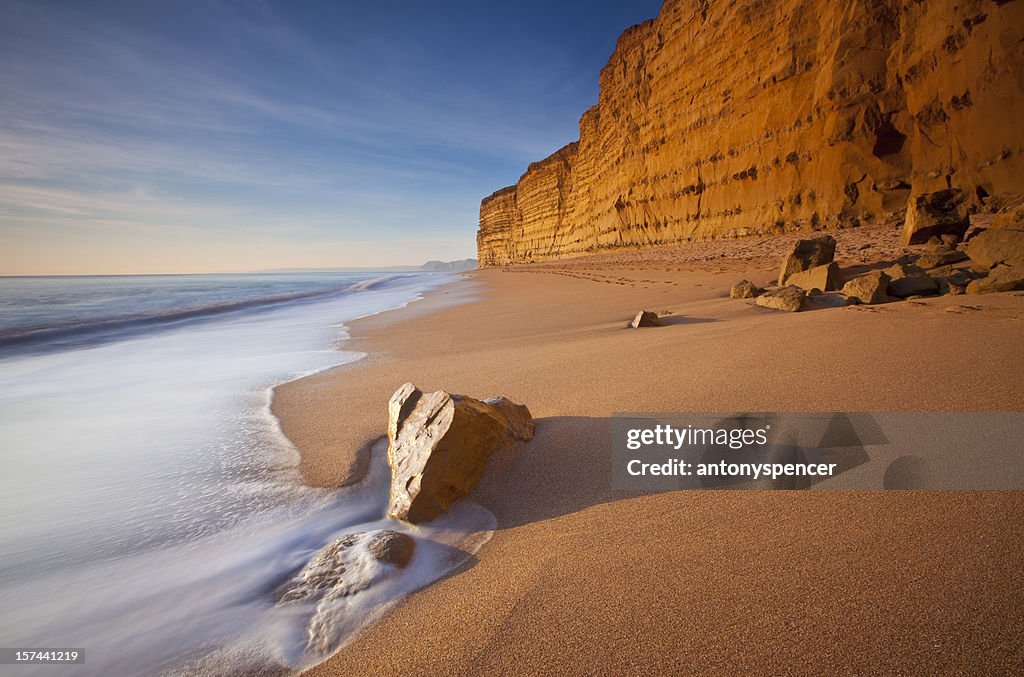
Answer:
273, 227, 1024, 675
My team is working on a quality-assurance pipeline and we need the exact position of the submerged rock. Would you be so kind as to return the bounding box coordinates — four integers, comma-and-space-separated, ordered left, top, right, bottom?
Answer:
778, 235, 836, 285
386, 383, 533, 523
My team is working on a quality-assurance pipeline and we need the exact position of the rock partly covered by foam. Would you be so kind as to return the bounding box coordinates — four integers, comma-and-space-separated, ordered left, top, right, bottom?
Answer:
386, 383, 533, 523
778, 235, 837, 286
277, 530, 415, 606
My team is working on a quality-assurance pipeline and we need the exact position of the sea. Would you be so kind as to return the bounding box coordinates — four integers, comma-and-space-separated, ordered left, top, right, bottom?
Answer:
0, 272, 493, 675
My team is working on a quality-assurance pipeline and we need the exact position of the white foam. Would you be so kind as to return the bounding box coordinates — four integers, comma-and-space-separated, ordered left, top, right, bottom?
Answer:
0, 274, 491, 676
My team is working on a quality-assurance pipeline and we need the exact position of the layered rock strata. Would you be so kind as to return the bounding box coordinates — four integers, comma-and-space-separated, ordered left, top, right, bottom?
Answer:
478, 0, 1024, 266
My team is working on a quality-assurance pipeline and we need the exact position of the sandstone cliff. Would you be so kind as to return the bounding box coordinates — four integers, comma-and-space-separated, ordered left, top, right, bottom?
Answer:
477, 0, 1024, 266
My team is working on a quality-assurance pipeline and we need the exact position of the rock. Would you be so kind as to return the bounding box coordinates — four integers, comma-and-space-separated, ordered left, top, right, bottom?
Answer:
804, 292, 853, 308
940, 234, 960, 248
884, 262, 928, 281
367, 530, 415, 568
902, 189, 970, 245
965, 265, 1024, 294
629, 310, 663, 327
730, 279, 762, 299
806, 287, 822, 297
889, 274, 939, 298
842, 270, 891, 305
277, 529, 413, 605
915, 249, 968, 270
386, 383, 533, 523
964, 228, 1024, 269
783, 261, 843, 292
778, 235, 837, 285
755, 285, 806, 312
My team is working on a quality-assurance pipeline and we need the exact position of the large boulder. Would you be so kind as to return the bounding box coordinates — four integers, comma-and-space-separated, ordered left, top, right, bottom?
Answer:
755, 285, 806, 312
730, 279, 762, 299
629, 310, 662, 328
964, 227, 1024, 269
784, 261, 843, 292
842, 270, 891, 304
386, 383, 533, 523
902, 189, 970, 245
778, 235, 836, 285
966, 265, 1024, 294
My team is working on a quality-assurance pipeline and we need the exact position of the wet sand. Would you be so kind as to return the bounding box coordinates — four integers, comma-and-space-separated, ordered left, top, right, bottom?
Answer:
273, 224, 1024, 675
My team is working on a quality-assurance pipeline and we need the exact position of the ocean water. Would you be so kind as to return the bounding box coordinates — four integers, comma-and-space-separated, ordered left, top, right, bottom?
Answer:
0, 273, 493, 675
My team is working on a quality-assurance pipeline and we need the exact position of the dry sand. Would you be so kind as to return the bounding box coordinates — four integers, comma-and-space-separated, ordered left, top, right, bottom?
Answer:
273, 224, 1024, 676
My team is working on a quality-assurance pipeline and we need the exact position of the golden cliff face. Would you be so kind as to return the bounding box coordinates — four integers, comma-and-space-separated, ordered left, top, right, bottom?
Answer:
477, 0, 1024, 266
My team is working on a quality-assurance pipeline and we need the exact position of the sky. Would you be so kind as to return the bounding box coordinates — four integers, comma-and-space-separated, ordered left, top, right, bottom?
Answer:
0, 0, 664, 275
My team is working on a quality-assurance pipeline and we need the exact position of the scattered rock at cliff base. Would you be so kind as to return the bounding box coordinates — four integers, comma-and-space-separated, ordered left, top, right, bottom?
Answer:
915, 249, 968, 270
730, 279, 762, 299
964, 228, 1024, 269
966, 265, 1024, 294
629, 310, 662, 328
902, 190, 970, 245
755, 285, 806, 312
884, 262, 939, 298
277, 529, 414, 605
784, 261, 843, 292
778, 235, 836, 285
386, 383, 533, 523
842, 271, 892, 305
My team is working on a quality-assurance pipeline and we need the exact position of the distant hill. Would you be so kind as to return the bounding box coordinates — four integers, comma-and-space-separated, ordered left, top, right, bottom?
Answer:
418, 259, 477, 272
264, 259, 477, 273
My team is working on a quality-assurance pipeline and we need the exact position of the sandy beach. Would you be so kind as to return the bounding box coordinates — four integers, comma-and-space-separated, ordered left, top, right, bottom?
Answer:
273, 224, 1024, 675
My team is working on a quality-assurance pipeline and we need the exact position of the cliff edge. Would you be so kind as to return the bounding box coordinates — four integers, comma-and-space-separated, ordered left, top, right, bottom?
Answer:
477, 0, 1024, 266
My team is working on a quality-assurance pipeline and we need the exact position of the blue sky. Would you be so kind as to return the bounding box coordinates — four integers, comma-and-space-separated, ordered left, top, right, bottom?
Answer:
0, 0, 663, 274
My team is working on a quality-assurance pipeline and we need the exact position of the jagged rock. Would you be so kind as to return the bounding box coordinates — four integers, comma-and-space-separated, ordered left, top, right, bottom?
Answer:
755, 285, 806, 312
915, 249, 968, 270
842, 270, 892, 304
730, 279, 762, 299
902, 190, 970, 245
386, 383, 533, 523
629, 310, 662, 327
966, 265, 1024, 294
778, 235, 837, 285
784, 261, 843, 292
964, 229, 1024, 269
940, 234, 961, 248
